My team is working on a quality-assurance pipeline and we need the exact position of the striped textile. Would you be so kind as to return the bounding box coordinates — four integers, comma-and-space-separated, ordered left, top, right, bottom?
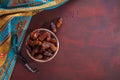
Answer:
0, 0, 68, 80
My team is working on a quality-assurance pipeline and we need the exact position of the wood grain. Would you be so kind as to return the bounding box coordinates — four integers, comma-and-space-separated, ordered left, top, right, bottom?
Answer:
11, 0, 120, 80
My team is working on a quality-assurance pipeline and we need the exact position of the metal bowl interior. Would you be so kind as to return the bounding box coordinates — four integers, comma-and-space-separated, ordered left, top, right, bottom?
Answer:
26, 28, 59, 62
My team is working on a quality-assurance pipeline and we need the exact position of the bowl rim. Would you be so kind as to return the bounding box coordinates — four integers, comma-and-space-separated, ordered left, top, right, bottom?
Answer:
26, 28, 59, 62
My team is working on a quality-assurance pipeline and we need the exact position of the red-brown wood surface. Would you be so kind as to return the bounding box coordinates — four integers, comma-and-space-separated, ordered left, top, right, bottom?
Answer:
11, 0, 120, 80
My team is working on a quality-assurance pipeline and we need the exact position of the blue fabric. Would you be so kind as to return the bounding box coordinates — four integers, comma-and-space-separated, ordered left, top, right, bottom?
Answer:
0, 0, 68, 80
0, 16, 32, 80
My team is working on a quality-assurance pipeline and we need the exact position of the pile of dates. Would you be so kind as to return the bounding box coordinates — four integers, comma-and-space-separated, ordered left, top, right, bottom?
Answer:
26, 30, 58, 60
26, 17, 63, 60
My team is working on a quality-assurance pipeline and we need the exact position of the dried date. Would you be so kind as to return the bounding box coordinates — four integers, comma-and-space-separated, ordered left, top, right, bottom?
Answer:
46, 32, 51, 41
30, 31, 39, 40
56, 18, 63, 28
33, 40, 42, 46
50, 22, 57, 33
28, 39, 34, 46
38, 32, 49, 41
41, 42, 51, 50
50, 44, 57, 52
43, 51, 53, 57
34, 54, 43, 60
27, 29, 58, 61
49, 38, 57, 44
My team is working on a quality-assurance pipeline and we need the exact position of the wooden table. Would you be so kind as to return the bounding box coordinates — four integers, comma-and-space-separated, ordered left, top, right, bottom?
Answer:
11, 0, 120, 80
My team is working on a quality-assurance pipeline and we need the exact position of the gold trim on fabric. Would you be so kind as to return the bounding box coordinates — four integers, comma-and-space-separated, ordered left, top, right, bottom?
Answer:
0, 11, 39, 30
0, 35, 11, 67
3, 55, 16, 80
0, 34, 11, 45
0, 0, 66, 29
0, 0, 65, 16
0, 0, 67, 79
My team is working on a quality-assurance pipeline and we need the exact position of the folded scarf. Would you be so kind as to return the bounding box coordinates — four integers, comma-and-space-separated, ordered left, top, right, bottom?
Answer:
0, 0, 68, 80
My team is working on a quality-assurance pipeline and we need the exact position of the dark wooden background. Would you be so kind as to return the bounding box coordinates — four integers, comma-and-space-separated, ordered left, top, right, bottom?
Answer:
11, 0, 120, 80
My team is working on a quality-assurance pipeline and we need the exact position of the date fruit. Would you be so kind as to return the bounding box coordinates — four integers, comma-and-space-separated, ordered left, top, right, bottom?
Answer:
50, 22, 57, 33
30, 31, 39, 40
27, 30, 58, 61
38, 32, 49, 41
56, 18, 63, 28
34, 54, 43, 59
